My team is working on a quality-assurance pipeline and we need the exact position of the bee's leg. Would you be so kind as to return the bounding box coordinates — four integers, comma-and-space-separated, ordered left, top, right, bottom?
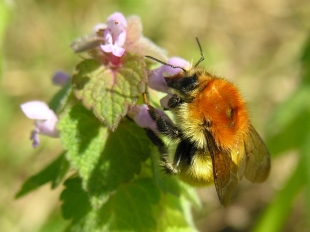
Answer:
142, 92, 179, 138
167, 94, 183, 109
147, 104, 182, 140
142, 93, 182, 174
145, 128, 179, 174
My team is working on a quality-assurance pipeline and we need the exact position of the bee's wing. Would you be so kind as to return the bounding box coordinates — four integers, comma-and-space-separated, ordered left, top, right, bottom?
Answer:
230, 139, 247, 181
206, 131, 238, 207
244, 124, 271, 183
210, 149, 239, 207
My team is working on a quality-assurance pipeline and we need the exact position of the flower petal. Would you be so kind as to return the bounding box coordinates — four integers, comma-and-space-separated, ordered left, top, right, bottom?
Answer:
106, 12, 127, 31
128, 104, 172, 133
148, 57, 190, 93
111, 45, 125, 57
101, 44, 112, 53
148, 69, 169, 93
124, 16, 167, 61
160, 94, 173, 109
101, 12, 127, 58
128, 104, 154, 129
103, 29, 113, 45
21, 101, 56, 120
160, 57, 190, 76
113, 30, 126, 47
35, 119, 59, 137
30, 129, 40, 148
106, 12, 127, 47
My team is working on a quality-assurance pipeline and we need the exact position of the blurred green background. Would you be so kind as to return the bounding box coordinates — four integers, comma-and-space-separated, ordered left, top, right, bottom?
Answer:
1, 0, 310, 231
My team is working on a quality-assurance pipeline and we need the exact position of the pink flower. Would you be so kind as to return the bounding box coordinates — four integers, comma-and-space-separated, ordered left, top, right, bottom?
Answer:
123, 16, 167, 61
128, 104, 172, 133
148, 57, 190, 93
21, 101, 59, 148
100, 12, 127, 57
159, 94, 174, 109
71, 13, 167, 68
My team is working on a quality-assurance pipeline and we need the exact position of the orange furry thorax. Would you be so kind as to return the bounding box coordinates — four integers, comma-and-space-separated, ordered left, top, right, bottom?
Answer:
187, 75, 250, 150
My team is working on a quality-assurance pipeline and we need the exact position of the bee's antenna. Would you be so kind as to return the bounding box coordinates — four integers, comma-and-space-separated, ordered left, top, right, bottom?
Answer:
194, 37, 204, 67
145, 56, 187, 73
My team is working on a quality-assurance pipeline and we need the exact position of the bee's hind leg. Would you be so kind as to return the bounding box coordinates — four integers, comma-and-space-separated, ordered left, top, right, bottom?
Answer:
145, 128, 179, 174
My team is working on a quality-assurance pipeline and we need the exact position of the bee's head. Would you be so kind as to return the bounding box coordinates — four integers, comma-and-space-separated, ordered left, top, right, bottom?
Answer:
164, 70, 199, 93
146, 37, 205, 97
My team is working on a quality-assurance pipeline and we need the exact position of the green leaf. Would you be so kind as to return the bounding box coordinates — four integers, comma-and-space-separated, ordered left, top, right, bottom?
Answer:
68, 210, 104, 232
59, 114, 198, 231
61, 177, 91, 222
51, 154, 70, 189
97, 178, 160, 232
150, 146, 181, 196
61, 176, 109, 232
152, 190, 198, 232
15, 152, 69, 198
49, 82, 72, 113
63, 178, 160, 232
62, 178, 197, 232
72, 54, 147, 130
58, 103, 153, 207
58, 103, 108, 192
87, 118, 153, 207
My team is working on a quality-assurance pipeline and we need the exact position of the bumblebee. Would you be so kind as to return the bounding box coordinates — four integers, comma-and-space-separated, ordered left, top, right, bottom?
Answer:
144, 38, 270, 206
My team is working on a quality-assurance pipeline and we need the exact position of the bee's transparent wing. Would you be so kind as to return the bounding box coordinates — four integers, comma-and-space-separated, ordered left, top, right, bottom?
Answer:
230, 139, 247, 181
206, 130, 239, 207
210, 149, 239, 207
244, 124, 271, 183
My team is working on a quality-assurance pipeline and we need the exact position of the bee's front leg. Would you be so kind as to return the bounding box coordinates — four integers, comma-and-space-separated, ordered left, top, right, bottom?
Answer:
143, 93, 182, 174
167, 94, 183, 109
147, 104, 182, 141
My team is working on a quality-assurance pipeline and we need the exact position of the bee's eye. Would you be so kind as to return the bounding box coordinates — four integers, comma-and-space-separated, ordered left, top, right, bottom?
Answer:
179, 75, 198, 92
